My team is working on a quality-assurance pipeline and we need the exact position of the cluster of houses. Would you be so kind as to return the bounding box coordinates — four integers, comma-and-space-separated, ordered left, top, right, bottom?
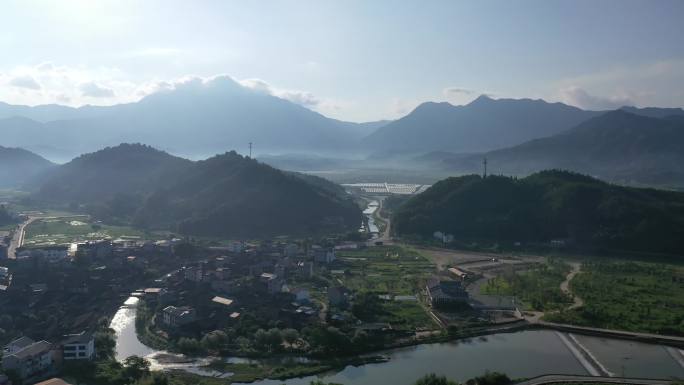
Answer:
1, 332, 94, 384
139, 240, 363, 338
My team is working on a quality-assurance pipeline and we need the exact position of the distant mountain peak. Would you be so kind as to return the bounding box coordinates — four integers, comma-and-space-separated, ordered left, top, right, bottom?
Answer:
468, 94, 494, 105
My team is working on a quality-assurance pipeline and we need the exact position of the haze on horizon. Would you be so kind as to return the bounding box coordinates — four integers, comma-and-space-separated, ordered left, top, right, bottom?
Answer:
1, 0, 683, 123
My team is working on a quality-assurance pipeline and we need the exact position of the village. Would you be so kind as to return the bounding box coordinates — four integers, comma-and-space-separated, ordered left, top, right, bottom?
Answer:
0, 211, 533, 385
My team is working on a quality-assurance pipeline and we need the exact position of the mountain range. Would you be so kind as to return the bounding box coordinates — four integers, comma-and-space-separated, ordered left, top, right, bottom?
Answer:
363, 95, 602, 153
31, 143, 362, 237
2, 85, 684, 189
431, 110, 684, 188
0, 76, 387, 162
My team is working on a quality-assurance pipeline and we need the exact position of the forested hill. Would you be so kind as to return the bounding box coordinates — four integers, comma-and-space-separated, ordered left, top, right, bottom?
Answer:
392, 170, 684, 255
32, 144, 361, 237
133, 151, 361, 236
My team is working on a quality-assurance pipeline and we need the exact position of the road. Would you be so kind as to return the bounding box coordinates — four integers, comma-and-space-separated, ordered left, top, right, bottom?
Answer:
7, 216, 38, 259
516, 374, 672, 385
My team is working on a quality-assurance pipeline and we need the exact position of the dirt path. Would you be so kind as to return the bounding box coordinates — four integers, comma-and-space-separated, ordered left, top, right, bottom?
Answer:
561, 262, 584, 310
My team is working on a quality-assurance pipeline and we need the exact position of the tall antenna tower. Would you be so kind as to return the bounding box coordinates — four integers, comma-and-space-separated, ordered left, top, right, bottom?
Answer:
483, 157, 488, 178
248, 142, 253, 158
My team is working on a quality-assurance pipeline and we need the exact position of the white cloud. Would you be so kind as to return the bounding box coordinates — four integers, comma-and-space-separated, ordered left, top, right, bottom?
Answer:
553, 59, 684, 109
443, 87, 475, 96
0, 64, 342, 118
79, 81, 115, 98
9, 75, 42, 90
558, 86, 633, 110
239, 77, 321, 107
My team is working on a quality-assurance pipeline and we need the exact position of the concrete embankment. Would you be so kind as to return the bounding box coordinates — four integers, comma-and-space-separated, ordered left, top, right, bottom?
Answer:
536, 321, 684, 349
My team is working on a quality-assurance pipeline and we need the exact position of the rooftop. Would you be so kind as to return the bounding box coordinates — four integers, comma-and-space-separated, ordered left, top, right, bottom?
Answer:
62, 331, 93, 345
35, 378, 73, 385
4, 336, 35, 352
212, 296, 234, 306
163, 306, 195, 317
9, 340, 52, 359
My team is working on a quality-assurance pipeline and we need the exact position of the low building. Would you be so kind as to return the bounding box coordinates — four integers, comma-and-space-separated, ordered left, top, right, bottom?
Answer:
283, 243, 299, 258
260, 273, 283, 294
1, 340, 56, 381
184, 265, 204, 282
312, 246, 336, 263
328, 286, 349, 307
447, 267, 468, 280
291, 288, 310, 303
0, 373, 11, 385
61, 332, 95, 360
426, 278, 469, 308
162, 306, 196, 328
211, 296, 234, 307
24, 246, 69, 262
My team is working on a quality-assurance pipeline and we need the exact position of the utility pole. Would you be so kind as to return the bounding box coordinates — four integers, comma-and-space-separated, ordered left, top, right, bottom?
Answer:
483, 157, 488, 178
248, 142, 253, 158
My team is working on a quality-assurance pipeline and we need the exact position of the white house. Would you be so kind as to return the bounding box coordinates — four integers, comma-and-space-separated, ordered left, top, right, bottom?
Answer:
62, 332, 95, 360
162, 306, 196, 328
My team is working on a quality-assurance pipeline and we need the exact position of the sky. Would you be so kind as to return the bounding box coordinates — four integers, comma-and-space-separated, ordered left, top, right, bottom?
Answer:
1, 0, 683, 122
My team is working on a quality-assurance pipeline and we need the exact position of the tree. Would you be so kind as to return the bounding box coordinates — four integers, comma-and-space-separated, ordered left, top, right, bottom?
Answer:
414, 373, 459, 385
255, 328, 283, 352
123, 355, 150, 381
467, 371, 511, 385
176, 337, 202, 354
282, 328, 299, 346
94, 328, 117, 359
201, 330, 229, 351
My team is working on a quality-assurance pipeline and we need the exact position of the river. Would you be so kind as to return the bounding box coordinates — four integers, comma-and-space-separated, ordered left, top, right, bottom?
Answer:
110, 296, 684, 384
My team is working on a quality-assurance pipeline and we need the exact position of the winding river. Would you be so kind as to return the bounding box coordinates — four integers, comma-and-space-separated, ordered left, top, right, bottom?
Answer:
110, 296, 684, 384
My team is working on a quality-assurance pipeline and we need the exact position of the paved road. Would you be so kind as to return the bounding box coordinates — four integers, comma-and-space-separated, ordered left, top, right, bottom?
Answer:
7, 216, 38, 259
516, 374, 672, 385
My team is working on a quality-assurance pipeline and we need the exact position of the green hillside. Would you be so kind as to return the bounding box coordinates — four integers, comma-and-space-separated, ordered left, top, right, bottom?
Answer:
392, 170, 684, 255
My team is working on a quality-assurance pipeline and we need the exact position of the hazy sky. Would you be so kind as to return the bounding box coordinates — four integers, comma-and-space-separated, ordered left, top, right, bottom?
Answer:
1, 0, 683, 121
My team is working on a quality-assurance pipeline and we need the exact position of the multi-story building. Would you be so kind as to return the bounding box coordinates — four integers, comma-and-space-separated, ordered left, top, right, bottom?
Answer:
61, 332, 95, 361
1, 340, 56, 381
162, 306, 197, 328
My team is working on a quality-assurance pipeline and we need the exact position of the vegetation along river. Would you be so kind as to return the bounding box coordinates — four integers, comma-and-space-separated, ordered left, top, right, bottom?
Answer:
110, 296, 684, 384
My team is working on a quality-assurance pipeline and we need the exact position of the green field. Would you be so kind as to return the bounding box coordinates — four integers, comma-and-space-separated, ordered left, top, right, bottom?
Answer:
335, 246, 438, 330
545, 261, 684, 335
336, 246, 435, 295
481, 258, 572, 311
24, 216, 145, 246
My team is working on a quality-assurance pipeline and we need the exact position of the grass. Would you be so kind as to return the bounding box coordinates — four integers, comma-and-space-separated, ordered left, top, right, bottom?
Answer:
481, 258, 572, 311
545, 261, 684, 335
24, 216, 145, 246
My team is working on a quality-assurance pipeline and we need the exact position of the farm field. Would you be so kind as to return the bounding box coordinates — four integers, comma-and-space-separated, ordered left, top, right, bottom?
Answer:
481, 258, 572, 312
24, 216, 146, 246
334, 246, 438, 331
545, 261, 684, 335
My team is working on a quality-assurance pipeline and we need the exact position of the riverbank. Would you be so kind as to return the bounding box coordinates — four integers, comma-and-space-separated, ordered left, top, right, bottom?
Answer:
112, 297, 684, 384
169, 355, 389, 384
